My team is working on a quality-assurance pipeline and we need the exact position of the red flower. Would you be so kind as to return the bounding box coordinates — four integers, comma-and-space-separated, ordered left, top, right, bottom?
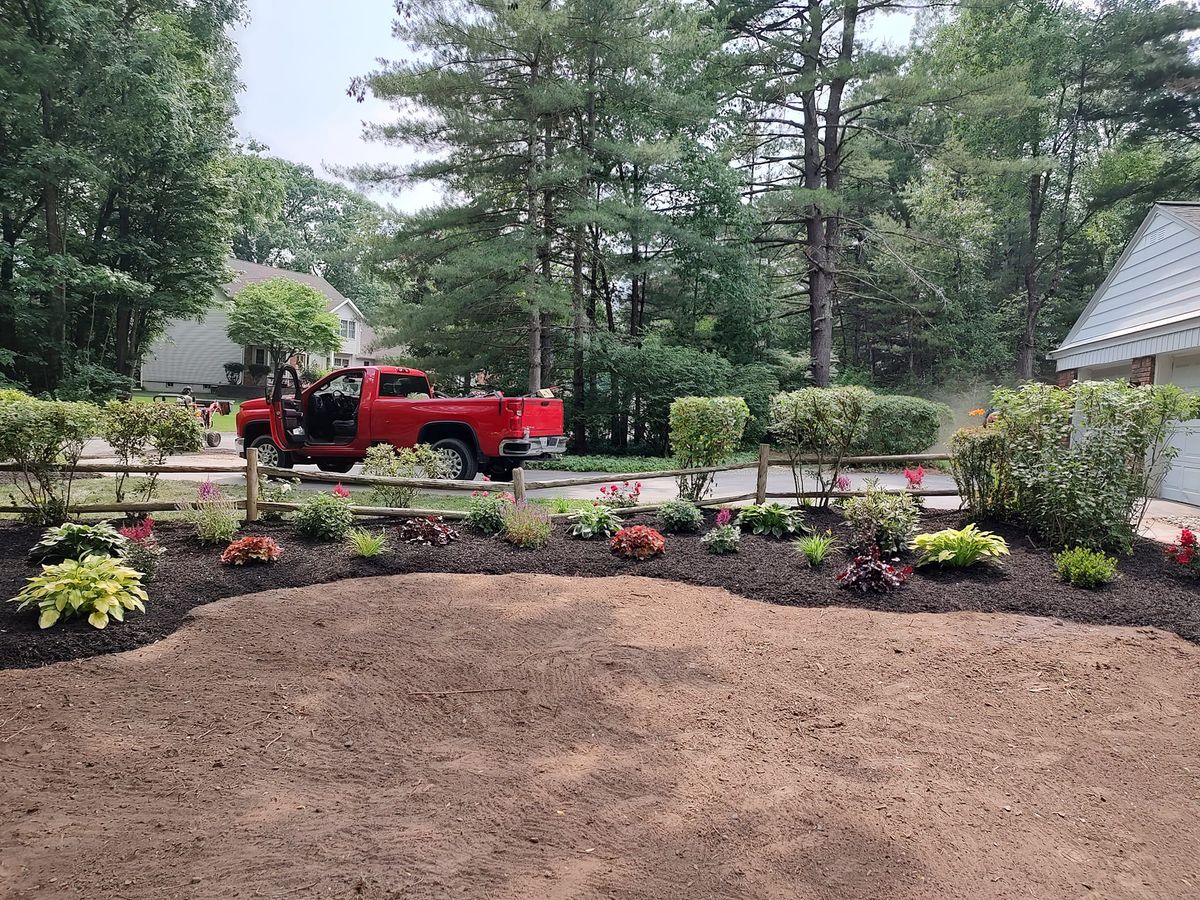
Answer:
332, 484, 350, 499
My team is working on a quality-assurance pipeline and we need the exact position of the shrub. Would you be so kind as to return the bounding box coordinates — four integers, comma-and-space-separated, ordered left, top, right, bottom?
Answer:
701, 523, 740, 554
949, 426, 1008, 520
258, 476, 297, 520
0, 396, 100, 525
362, 443, 453, 509
912, 524, 1009, 568
501, 502, 552, 549
656, 499, 704, 533
398, 516, 459, 546
669, 396, 750, 500
611, 525, 666, 560
597, 481, 641, 508
101, 400, 202, 502
769, 387, 872, 507
11, 555, 147, 629
55, 362, 132, 403
993, 381, 1197, 553
1165, 527, 1200, 573
295, 491, 355, 540
1054, 546, 1119, 589
122, 530, 166, 581
465, 490, 513, 534
567, 504, 622, 539
851, 395, 950, 456
221, 536, 283, 565
841, 480, 919, 554
347, 528, 388, 557
836, 548, 913, 593
736, 502, 806, 539
28, 522, 128, 564
177, 482, 240, 545
795, 531, 839, 568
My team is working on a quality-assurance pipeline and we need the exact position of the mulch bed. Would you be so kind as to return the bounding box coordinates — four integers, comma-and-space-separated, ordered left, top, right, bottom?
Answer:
1, 508, 1197, 670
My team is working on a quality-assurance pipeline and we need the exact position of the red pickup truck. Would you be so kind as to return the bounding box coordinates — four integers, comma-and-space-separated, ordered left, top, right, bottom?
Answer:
235, 365, 566, 480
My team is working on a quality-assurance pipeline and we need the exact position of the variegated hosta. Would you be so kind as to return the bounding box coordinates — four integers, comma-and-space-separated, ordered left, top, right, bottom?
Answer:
11, 555, 147, 629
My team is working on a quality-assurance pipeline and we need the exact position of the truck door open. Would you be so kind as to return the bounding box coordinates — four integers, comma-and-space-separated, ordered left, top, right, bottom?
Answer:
267, 365, 307, 452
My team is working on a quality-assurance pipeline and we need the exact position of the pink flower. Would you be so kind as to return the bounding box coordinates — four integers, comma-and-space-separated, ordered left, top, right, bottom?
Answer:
119, 516, 155, 543
198, 481, 222, 501
332, 483, 350, 499
903, 465, 926, 488
715, 508, 732, 527
835, 475, 851, 492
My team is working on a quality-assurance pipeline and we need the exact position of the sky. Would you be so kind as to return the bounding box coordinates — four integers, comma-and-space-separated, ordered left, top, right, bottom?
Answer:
232, 1, 915, 213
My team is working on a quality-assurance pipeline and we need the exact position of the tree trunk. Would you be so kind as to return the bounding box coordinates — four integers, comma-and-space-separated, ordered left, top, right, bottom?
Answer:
1017, 170, 1048, 381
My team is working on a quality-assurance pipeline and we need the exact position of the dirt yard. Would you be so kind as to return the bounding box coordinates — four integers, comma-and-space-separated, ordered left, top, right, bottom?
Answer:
2, 574, 1198, 899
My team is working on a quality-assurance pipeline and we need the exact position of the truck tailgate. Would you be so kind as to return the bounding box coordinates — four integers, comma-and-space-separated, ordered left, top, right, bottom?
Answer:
516, 397, 564, 435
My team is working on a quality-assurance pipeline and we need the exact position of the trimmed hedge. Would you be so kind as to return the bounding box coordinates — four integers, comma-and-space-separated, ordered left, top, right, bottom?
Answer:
852, 394, 950, 456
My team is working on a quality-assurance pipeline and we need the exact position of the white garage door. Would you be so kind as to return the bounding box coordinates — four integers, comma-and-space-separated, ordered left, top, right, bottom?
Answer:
1161, 359, 1200, 505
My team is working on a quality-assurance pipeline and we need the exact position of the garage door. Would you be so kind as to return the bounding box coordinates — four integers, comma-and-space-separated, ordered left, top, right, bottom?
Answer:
1161, 359, 1200, 505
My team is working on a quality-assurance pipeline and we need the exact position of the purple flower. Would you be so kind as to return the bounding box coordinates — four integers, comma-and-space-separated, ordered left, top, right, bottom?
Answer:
198, 480, 222, 501
835, 475, 851, 492
715, 508, 732, 527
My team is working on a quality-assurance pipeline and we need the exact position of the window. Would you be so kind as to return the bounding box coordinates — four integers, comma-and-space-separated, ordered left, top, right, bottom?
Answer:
253, 347, 267, 366
318, 371, 363, 398
378, 373, 431, 398
333, 355, 352, 369
339, 319, 356, 339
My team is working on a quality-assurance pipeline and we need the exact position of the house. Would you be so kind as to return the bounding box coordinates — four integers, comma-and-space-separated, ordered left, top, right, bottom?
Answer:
1050, 201, 1200, 505
140, 259, 401, 393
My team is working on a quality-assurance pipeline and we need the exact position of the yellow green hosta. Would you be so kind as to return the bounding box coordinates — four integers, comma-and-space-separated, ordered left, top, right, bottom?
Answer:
11, 555, 148, 629
912, 524, 1009, 568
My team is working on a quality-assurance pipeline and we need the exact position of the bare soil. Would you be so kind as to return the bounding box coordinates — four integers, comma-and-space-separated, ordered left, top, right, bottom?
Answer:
2, 573, 1199, 899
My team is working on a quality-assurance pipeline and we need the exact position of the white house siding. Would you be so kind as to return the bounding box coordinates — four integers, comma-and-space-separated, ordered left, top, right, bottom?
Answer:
141, 289, 243, 391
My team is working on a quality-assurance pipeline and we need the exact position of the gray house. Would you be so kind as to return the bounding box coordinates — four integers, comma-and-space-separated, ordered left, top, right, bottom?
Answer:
140, 259, 400, 392
1050, 201, 1200, 505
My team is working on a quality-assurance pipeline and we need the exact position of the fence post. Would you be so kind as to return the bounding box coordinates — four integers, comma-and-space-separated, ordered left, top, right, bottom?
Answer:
244, 447, 259, 523
512, 467, 526, 503
755, 443, 770, 505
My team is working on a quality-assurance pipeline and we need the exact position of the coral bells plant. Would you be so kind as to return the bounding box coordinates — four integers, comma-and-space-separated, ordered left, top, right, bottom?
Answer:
398, 516, 459, 547
598, 481, 641, 508
836, 547, 913, 593
610, 525, 665, 560
221, 536, 283, 566
903, 465, 926, 489
1166, 528, 1200, 571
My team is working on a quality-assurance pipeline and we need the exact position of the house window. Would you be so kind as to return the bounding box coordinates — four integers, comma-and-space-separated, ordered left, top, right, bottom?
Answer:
253, 347, 267, 366
339, 319, 356, 339
333, 355, 352, 369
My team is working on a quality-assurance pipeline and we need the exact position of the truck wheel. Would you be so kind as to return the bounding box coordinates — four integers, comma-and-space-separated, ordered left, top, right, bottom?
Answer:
433, 437, 477, 481
250, 435, 292, 469
317, 459, 355, 474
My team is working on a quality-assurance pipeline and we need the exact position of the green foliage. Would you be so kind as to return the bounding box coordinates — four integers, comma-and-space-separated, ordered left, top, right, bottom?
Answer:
1054, 546, 1119, 589
221, 536, 283, 566
102, 400, 203, 502
853, 395, 950, 456
949, 427, 1008, 520
669, 396, 750, 500
795, 531, 840, 568
567, 504, 622, 540
769, 387, 872, 506
362, 443, 453, 509
56, 362, 133, 403
123, 539, 166, 581
526, 452, 759, 473
993, 381, 1197, 552
841, 480, 920, 554
347, 528, 389, 558
501, 502, 552, 549
610, 525, 666, 560
28, 522, 128, 565
465, 491, 513, 534
736, 503, 806, 539
12, 556, 147, 630
912, 524, 1009, 568
700, 523, 740, 554
295, 492, 356, 541
656, 499, 704, 534
225, 278, 342, 370
0, 397, 101, 524
257, 477, 298, 520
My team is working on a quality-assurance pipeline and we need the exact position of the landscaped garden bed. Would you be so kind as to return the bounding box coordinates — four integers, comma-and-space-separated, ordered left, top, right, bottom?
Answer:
2, 506, 1197, 670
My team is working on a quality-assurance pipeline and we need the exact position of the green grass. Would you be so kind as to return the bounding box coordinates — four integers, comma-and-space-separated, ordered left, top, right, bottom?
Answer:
130, 390, 240, 432
526, 450, 758, 473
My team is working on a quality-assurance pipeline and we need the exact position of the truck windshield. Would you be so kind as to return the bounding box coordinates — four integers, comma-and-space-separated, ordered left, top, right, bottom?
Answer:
378, 373, 430, 398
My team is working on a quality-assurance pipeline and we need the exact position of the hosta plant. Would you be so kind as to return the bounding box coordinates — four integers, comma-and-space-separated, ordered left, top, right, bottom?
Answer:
220, 536, 283, 566
912, 524, 1009, 568
347, 528, 388, 558
567, 504, 622, 539
295, 491, 355, 541
656, 499, 704, 533
611, 525, 665, 560
841, 480, 919, 554
795, 531, 839, 568
12, 555, 147, 629
836, 548, 913, 594
28, 521, 128, 564
1054, 547, 1118, 589
736, 502, 806, 539
398, 516, 459, 547
501, 502, 552, 549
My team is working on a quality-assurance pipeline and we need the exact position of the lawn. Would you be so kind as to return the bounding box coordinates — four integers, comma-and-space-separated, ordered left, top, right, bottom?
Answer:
130, 389, 241, 432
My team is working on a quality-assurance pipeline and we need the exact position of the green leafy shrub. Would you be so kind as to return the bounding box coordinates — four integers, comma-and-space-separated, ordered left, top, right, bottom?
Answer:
28, 522, 128, 564
177, 482, 240, 545
55, 362, 132, 403
398, 516, 459, 546
101, 400, 203, 502
465, 490, 513, 534
501, 502, 552, 549
795, 531, 839, 568
567, 504, 622, 539
701, 523, 740, 554
912, 524, 1008, 568
656, 499, 704, 533
0, 396, 100, 525
949, 426, 1008, 520
347, 527, 388, 557
11, 556, 147, 629
258, 476, 297, 520
852, 395, 950, 456
669, 396, 750, 500
295, 491, 355, 540
841, 479, 919, 554
1054, 546, 1119, 588
220, 536, 283, 565
769, 387, 872, 507
736, 502, 806, 539
611, 525, 666, 560
362, 443, 453, 509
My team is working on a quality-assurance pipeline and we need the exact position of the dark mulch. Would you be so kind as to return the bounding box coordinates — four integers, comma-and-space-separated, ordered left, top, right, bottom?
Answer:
1, 508, 1197, 670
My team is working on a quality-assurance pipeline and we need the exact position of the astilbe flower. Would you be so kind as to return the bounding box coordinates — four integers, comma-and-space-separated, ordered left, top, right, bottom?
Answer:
119, 516, 155, 543
198, 480, 222, 501
1166, 527, 1198, 568
715, 508, 732, 527
835, 475, 851, 492
332, 484, 351, 499
903, 465, 926, 489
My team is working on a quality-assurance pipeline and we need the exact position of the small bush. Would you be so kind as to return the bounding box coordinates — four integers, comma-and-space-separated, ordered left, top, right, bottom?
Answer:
567, 504, 622, 539
295, 491, 355, 541
841, 480, 919, 554
1165, 527, 1200, 573
347, 528, 388, 557
701, 524, 740, 554
852, 395, 949, 456
119, 517, 165, 581
28, 522, 128, 564
769, 386, 872, 506
736, 502, 805, 539
597, 481, 641, 508
949, 426, 1008, 520
611, 525, 666, 560
221, 536, 283, 566
0, 396, 100, 525
912, 524, 1008, 568
177, 482, 240, 545
795, 531, 839, 568
501, 502, 552, 549
101, 400, 203, 502
656, 499, 704, 533
1054, 546, 1118, 589
362, 443, 453, 509
258, 476, 297, 520
669, 396, 750, 500
11, 555, 147, 629
398, 516, 459, 547
836, 548, 913, 593
465, 490, 513, 534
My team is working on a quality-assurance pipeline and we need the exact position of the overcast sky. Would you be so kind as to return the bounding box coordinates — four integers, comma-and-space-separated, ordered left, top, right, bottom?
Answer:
232, 0, 915, 213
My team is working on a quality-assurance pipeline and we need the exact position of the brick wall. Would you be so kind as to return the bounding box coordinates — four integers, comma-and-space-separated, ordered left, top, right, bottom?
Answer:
1130, 355, 1156, 386
1056, 368, 1078, 388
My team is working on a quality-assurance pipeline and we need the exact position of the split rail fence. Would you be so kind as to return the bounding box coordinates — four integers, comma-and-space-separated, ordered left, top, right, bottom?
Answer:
0, 443, 956, 523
